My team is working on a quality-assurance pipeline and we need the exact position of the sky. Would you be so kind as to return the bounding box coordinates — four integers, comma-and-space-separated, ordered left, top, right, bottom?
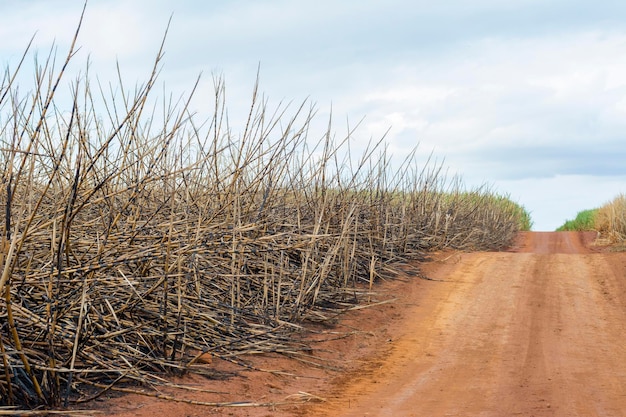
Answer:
2, 0, 626, 230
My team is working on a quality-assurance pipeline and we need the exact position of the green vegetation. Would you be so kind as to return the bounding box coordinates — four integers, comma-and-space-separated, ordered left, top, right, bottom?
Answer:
437, 189, 533, 236
0, 17, 532, 408
558, 195, 626, 243
489, 193, 533, 232
556, 209, 599, 231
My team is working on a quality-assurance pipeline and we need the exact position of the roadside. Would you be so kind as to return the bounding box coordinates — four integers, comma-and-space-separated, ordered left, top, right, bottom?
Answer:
313, 231, 626, 416
98, 231, 626, 416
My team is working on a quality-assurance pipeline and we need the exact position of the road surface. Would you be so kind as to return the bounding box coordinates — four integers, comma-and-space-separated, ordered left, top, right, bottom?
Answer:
316, 231, 626, 416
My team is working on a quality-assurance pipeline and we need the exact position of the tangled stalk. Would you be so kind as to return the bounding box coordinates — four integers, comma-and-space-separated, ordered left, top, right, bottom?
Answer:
0, 9, 528, 408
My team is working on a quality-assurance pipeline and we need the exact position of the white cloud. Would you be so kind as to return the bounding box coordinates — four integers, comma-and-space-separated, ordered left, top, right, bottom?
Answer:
3, 0, 626, 230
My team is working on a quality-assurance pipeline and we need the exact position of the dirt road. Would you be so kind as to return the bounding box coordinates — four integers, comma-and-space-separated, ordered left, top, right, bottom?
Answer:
100, 232, 626, 416
315, 231, 626, 416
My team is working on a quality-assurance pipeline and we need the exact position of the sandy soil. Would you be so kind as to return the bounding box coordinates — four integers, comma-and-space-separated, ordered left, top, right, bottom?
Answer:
94, 231, 626, 417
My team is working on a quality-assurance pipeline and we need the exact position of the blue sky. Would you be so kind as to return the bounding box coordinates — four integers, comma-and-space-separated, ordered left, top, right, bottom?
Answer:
2, 0, 626, 230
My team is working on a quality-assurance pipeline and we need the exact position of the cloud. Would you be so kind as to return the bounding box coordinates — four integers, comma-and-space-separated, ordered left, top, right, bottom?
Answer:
329, 30, 626, 183
3, 0, 626, 230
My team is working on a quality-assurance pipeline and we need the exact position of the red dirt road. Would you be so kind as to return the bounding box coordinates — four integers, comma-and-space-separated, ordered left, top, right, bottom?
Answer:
315, 231, 626, 416
100, 232, 626, 416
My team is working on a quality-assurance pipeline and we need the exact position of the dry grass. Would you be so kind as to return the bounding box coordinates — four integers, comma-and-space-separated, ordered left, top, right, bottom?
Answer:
595, 194, 626, 243
0, 13, 529, 408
